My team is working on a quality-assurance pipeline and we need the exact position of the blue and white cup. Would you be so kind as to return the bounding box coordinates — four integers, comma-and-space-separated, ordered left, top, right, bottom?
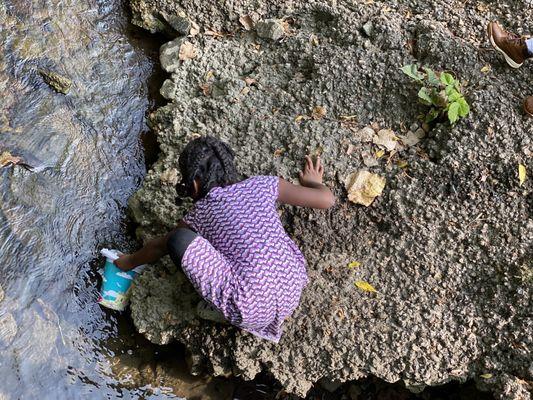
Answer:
98, 248, 145, 311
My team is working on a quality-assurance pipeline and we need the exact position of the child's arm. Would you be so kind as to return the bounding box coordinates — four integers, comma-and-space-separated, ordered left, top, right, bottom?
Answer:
278, 155, 335, 209
114, 221, 189, 271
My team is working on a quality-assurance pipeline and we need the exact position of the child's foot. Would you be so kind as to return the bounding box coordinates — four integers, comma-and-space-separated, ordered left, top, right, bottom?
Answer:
524, 96, 533, 117
196, 300, 228, 324
487, 21, 530, 68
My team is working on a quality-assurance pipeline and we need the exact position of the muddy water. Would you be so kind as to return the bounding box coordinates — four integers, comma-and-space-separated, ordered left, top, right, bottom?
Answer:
0, 0, 179, 398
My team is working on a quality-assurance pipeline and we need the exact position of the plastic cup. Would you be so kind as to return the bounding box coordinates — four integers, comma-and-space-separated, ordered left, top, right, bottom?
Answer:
98, 248, 145, 311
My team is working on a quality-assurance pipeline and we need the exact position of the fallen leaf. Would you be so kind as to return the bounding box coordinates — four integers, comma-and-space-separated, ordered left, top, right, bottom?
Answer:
295, 115, 306, 123
399, 129, 425, 147
189, 21, 200, 36
239, 15, 254, 30
480, 374, 493, 379
373, 129, 398, 151
204, 70, 214, 80
362, 151, 379, 167
0, 151, 22, 168
354, 280, 377, 293
518, 164, 526, 186
345, 170, 386, 206
204, 29, 225, 37
480, 64, 491, 74
244, 77, 257, 85
311, 106, 326, 120
375, 149, 385, 158
179, 41, 197, 60
397, 160, 408, 168
347, 261, 361, 269
340, 115, 357, 121
310, 34, 319, 46
273, 148, 284, 157
199, 83, 211, 96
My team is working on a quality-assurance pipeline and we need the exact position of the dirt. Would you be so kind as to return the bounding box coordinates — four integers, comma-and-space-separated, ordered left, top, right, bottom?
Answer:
127, 0, 532, 399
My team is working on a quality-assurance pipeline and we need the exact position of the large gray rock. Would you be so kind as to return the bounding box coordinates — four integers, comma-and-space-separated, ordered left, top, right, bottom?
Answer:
129, 0, 532, 398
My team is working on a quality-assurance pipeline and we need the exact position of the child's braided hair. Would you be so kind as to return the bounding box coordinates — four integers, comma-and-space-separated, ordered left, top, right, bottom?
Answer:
178, 136, 238, 199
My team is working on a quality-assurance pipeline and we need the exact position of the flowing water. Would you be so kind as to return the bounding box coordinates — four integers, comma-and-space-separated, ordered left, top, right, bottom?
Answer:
0, 0, 180, 398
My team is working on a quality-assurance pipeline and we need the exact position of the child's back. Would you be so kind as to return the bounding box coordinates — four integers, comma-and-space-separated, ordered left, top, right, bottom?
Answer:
182, 176, 308, 342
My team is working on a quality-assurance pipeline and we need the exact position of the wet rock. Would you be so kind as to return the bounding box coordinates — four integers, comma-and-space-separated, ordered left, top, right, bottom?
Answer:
159, 37, 184, 73
38, 69, 71, 94
256, 19, 285, 41
0, 313, 17, 348
160, 78, 177, 100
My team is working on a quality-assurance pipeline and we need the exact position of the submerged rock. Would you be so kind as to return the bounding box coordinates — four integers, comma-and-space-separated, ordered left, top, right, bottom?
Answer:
38, 69, 72, 94
129, 0, 532, 398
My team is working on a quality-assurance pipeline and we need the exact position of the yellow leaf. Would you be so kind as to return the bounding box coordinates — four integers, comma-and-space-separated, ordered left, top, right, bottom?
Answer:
347, 261, 361, 269
0, 151, 22, 167
354, 280, 377, 293
397, 160, 408, 168
295, 115, 305, 123
518, 164, 526, 186
375, 149, 385, 158
480, 64, 491, 74
480, 374, 493, 379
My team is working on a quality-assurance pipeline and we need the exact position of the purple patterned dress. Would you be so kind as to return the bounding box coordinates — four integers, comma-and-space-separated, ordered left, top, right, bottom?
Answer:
181, 176, 308, 342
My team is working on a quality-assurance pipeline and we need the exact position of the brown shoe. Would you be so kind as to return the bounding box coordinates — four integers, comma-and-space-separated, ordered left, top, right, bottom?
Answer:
487, 22, 530, 68
524, 96, 533, 117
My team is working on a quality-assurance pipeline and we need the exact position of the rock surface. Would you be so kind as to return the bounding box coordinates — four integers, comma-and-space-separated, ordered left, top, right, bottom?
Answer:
128, 0, 532, 398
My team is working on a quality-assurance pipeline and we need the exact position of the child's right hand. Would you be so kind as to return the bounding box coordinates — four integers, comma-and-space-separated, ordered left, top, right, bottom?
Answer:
114, 254, 136, 271
299, 155, 324, 188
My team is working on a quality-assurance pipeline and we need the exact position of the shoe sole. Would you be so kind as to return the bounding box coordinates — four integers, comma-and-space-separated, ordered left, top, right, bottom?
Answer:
488, 26, 524, 69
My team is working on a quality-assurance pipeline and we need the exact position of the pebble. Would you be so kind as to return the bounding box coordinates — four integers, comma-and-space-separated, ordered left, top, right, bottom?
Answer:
256, 19, 285, 41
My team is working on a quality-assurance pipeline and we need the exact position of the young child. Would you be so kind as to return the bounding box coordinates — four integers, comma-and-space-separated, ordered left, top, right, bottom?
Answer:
115, 136, 335, 342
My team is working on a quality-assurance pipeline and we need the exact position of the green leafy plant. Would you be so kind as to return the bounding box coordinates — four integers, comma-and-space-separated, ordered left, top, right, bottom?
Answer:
401, 64, 470, 125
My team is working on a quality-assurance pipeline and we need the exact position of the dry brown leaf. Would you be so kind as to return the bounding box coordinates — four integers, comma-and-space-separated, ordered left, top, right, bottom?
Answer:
189, 21, 200, 36
345, 170, 386, 206
295, 115, 306, 123
373, 129, 398, 151
273, 148, 284, 157
199, 83, 211, 96
239, 15, 254, 30
0, 151, 22, 168
244, 77, 257, 85
311, 106, 326, 120
179, 41, 197, 61
204, 29, 225, 37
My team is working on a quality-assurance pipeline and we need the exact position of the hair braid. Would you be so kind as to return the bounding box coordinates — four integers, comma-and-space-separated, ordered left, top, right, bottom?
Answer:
177, 136, 238, 200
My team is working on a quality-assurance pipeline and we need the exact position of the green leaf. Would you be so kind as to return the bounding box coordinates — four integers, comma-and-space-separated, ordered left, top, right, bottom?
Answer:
440, 72, 455, 86
457, 98, 470, 117
448, 90, 462, 102
425, 108, 440, 123
401, 64, 424, 81
448, 101, 460, 124
418, 87, 433, 105
423, 67, 440, 86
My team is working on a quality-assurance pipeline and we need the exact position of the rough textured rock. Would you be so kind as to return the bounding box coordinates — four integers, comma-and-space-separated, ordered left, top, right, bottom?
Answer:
128, 0, 532, 398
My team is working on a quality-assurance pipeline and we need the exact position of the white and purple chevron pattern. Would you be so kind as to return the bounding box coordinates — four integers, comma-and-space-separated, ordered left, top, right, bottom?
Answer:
181, 176, 308, 342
